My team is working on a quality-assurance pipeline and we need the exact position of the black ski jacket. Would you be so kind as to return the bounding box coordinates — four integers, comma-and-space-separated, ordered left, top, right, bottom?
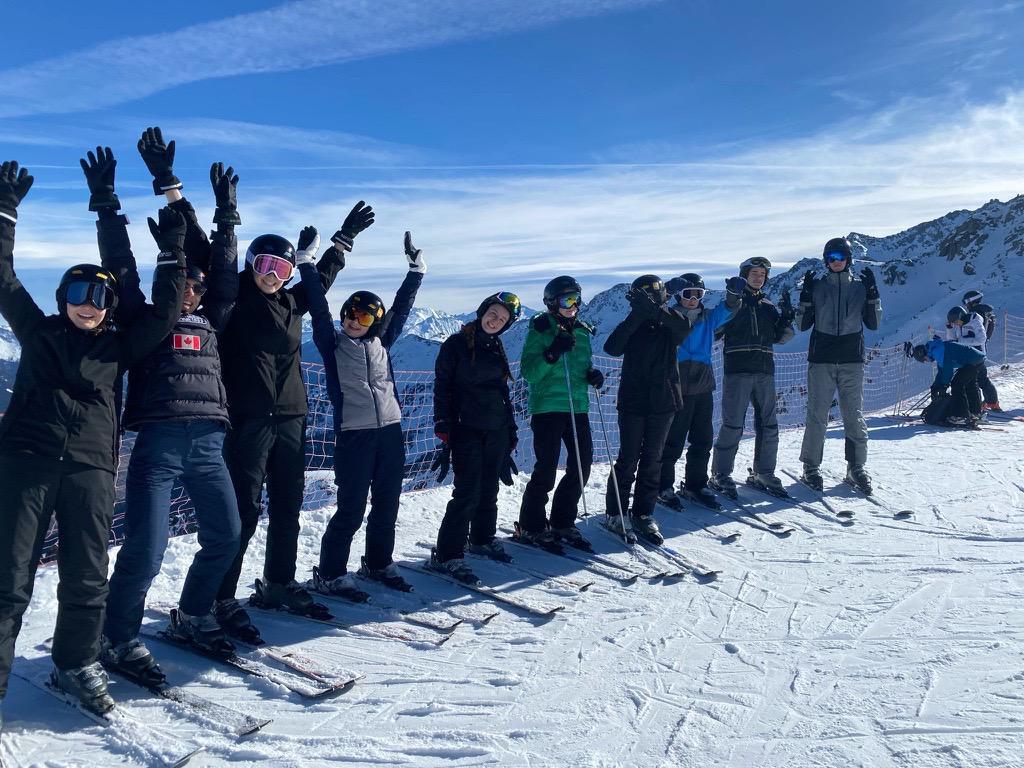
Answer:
720, 288, 794, 375
0, 217, 185, 472
604, 306, 692, 415
219, 247, 345, 419
434, 321, 516, 439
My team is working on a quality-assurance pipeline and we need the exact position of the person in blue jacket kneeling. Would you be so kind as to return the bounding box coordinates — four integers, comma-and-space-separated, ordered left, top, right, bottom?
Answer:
912, 338, 986, 427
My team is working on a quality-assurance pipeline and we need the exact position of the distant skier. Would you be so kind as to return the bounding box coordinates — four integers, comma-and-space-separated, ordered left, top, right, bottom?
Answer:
515, 276, 603, 553
428, 292, 522, 584
657, 273, 740, 510
957, 290, 1001, 411
603, 276, 692, 545
796, 237, 881, 494
709, 258, 794, 498
911, 338, 985, 426
0, 157, 185, 718
300, 228, 425, 600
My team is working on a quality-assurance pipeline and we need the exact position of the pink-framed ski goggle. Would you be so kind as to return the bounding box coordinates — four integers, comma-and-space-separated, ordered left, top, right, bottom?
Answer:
251, 253, 294, 281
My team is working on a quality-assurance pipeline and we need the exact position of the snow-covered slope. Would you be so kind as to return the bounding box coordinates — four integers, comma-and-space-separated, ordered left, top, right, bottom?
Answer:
6, 365, 1024, 767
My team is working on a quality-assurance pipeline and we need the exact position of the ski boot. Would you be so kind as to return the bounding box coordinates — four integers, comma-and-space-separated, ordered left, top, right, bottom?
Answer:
251, 579, 334, 619
213, 597, 264, 645
426, 548, 480, 585
657, 488, 685, 512
708, 473, 738, 500
633, 515, 664, 545
603, 512, 637, 544
99, 636, 166, 688
165, 608, 235, 658
50, 661, 115, 716
357, 557, 413, 593
679, 484, 721, 510
984, 401, 1003, 413
551, 525, 593, 553
844, 464, 873, 496
746, 469, 789, 498
466, 539, 512, 563
799, 465, 824, 492
512, 522, 564, 554
308, 568, 371, 603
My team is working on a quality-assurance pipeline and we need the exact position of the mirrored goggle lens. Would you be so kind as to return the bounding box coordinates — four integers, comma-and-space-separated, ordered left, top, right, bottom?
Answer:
679, 288, 705, 300
495, 291, 522, 318
347, 307, 377, 327
557, 292, 582, 309
824, 251, 848, 263
65, 281, 114, 309
185, 280, 207, 296
252, 253, 293, 280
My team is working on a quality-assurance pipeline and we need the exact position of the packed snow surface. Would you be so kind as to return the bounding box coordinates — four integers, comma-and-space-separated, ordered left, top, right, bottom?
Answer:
4, 367, 1024, 767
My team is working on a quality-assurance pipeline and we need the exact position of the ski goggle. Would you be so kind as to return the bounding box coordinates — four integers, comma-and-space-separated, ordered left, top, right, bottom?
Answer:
677, 288, 706, 300
493, 291, 522, 320
184, 279, 207, 296
824, 251, 849, 263
65, 281, 116, 310
252, 253, 294, 281
555, 292, 582, 310
346, 306, 380, 328
740, 257, 772, 271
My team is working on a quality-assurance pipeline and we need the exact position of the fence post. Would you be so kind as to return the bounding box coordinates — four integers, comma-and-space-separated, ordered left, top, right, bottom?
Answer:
891, 343, 906, 417
1004, 309, 1009, 367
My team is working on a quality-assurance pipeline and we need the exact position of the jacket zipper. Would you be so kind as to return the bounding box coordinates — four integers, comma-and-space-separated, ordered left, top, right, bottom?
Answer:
365, 343, 382, 428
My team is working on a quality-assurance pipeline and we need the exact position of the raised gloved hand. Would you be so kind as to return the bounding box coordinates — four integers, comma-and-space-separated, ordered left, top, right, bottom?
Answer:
331, 200, 375, 251
404, 231, 426, 274
137, 126, 182, 196
626, 287, 660, 319
725, 276, 747, 295
586, 367, 605, 389
295, 226, 320, 266
210, 162, 240, 225
778, 291, 795, 323
0, 161, 34, 223
860, 266, 879, 300
147, 206, 187, 253
544, 330, 575, 363
79, 146, 120, 212
800, 269, 816, 303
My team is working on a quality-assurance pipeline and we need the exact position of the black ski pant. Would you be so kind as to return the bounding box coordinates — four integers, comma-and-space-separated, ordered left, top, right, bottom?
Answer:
977, 362, 998, 405
435, 426, 509, 562
319, 423, 405, 579
219, 415, 306, 599
658, 391, 714, 494
950, 364, 983, 418
606, 411, 672, 520
0, 454, 114, 698
518, 412, 593, 533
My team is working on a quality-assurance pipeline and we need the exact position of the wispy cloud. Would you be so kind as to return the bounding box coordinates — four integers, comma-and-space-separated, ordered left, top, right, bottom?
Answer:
0, 0, 660, 118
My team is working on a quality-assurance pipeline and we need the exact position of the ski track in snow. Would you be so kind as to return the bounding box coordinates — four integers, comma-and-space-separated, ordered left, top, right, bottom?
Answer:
4, 367, 1024, 767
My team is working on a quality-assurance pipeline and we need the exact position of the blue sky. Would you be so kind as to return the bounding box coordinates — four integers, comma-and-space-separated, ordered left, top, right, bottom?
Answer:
3, 0, 1024, 310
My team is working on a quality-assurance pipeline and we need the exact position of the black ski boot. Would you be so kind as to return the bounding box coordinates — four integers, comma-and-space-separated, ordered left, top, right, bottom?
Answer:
467, 539, 512, 563
166, 608, 235, 658
512, 522, 564, 554
603, 513, 638, 544
746, 468, 789, 498
657, 488, 685, 512
799, 465, 824, 492
551, 525, 593, 552
100, 636, 166, 688
251, 579, 334, 619
844, 465, 873, 496
708, 473, 738, 500
50, 661, 115, 716
426, 548, 480, 585
679, 485, 721, 510
633, 515, 664, 545
213, 598, 264, 645
357, 557, 413, 593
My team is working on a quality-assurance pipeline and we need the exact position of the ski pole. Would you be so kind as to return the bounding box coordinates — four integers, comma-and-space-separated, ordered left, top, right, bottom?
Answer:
563, 356, 591, 520
593, 384, 633, 545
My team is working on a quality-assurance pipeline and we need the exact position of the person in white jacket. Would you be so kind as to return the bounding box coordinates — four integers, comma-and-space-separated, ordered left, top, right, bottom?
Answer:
945, 305, 998, 411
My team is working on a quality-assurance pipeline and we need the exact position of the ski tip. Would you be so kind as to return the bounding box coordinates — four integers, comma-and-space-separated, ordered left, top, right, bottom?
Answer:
894, 510, 914, 519
237, 718, 274, 737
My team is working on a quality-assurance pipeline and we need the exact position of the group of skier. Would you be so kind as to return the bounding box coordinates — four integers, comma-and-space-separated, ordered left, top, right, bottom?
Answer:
0, 127, 1004, 724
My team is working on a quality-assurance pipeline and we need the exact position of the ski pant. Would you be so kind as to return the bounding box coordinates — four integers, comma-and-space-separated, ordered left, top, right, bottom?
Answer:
218, 415, 305, 600
518, 412, 593, 533
606, 411, 672, 520
950, 363, 983, 418
799, 362, 867, 469
319, 423, 405, 579
0, 454, 114, 698
977, 362, 998, 404
658, 391, 714, 494
712, 373, 779, 478
105, 421, 240, 644
435, 426, 509, 562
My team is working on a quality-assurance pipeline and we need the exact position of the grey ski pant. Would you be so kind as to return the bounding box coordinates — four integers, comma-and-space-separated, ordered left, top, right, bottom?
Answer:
711, 373, 779, 478
799, 362, 867, 469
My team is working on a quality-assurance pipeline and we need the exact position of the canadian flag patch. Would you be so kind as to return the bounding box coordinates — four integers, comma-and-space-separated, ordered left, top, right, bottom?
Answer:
173, 334, 201, 351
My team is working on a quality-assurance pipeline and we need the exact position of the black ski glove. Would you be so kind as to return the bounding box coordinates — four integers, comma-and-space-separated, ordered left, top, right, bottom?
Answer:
544, 330, 575, 363
860, 267, 879, 301
147, 206, 187, 254
79, 146, 120, 212
930, 384, 947, 400
210, 162, 240, 225
138, 126, 182, 195
800, 270, 815, 303
0, 161, 34, 223
778, 291, 795, 324
586, 367, 605, 389
499, 455, 519, 487
626, 287, 660, 319
331, 200, 375, 251
430, 442, 452, 483
725, 276, 747, 295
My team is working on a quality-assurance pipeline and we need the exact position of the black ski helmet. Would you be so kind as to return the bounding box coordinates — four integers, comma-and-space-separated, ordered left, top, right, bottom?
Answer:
543, 275, 582, 311
56, 263, 119, 316
739, 257, 771, 279
822, 237, 854, 268
341, 290, 386, 332
476, 291, 522, 334
947, 306, 970, 325
962, 289, 983, 307
245, 233, 296, 270
911, 344, 929, 363
630, 274, 668, 305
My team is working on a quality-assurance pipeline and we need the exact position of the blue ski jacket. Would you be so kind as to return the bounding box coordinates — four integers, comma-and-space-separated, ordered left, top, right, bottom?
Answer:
925, 338, 985, 387
675, 297, 740, 394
